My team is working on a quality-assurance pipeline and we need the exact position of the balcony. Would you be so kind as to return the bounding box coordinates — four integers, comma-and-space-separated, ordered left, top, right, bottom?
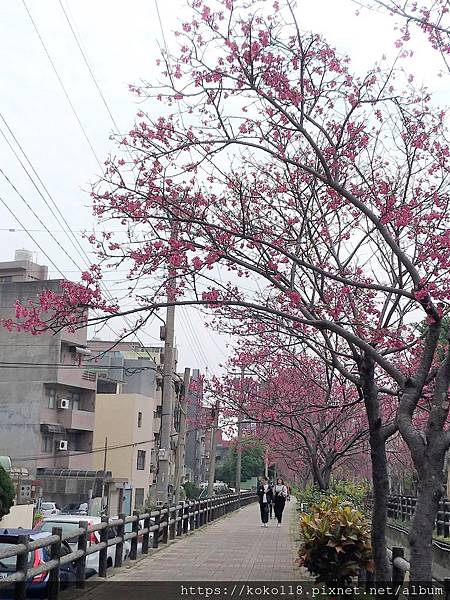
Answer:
54, 451, 92, 470
55, 367, 97, 391
59, 408, 95, 432
41, 407, 95, 432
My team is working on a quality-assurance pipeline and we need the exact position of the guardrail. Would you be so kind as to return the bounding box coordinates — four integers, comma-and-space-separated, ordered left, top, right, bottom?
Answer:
0, 491, 256, 600
387, 495, 450, 538
358, 545, 450, 597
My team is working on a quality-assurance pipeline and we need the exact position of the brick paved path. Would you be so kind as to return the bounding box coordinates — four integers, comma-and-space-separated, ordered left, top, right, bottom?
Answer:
113, 498, 303, 581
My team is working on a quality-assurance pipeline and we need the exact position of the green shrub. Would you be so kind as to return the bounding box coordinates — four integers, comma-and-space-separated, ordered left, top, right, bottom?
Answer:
0, 466, 15, 520
183, 481, 200, 500
298, 496, 373, 585
296, 480, 370, 514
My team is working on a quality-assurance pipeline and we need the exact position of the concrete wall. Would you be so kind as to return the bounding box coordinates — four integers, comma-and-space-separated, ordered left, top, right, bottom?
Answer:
0, 381, 44, 476
93, 393, 154, 511
0, 504, 34, 528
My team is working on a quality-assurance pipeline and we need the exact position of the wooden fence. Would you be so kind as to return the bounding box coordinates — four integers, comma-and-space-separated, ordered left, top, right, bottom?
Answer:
0, 491, 256, 600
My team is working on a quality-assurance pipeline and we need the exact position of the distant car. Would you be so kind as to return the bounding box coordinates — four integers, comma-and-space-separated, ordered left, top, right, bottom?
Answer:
37, 515, 130, 573
39, 502, 60, 517
0, 529, 96, 598
60, 503, 87, 515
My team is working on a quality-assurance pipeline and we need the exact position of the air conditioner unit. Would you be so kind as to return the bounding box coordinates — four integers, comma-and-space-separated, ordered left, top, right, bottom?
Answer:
57, 398, 70, 410
57, 440, 68, 451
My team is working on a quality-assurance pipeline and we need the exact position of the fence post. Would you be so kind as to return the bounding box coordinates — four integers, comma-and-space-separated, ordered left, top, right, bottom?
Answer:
443, 578, 450, 600
193, 501, 199, 529
152, 512, 161, 549
142, 514, 151, 554
445, 501, 450, 539
161, 506, 169, 544
115, 513, 125, 569
392, 546, 405, 588
169, 507, 176, 540
14, 534, 29, 600
98, 516, 109, 577
48, 527, 62, 600
177, 503, 184, 537
189, 502, 195, 532
76, 520, 88, 588
130, 511, 139, 560
183, 502, 190, 534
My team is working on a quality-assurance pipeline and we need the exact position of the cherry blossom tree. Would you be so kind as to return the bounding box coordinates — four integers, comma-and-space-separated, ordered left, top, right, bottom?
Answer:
356, 0, 450, 72
4, 0, 450, 583
211, 350, 370, 490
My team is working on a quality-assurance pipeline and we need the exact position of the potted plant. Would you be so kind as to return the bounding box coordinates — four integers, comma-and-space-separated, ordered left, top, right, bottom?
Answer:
298, 496, 373, 588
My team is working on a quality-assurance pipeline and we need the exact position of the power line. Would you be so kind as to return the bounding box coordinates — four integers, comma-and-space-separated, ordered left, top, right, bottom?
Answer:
57, 0, 121, 133
0, 361, 157, 370
0, 194, 65, 277
53, 3, 159, 354
12, 437, 156, 462
21, 0, 102, 169
0, 111, 95, 272
0, 165, 84, 274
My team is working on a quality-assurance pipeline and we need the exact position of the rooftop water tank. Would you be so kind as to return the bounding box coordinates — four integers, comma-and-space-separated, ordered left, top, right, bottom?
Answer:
15, 249, 33, 262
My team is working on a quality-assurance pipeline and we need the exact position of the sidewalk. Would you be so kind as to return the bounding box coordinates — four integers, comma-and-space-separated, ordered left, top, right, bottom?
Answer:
110, 498, 303, 581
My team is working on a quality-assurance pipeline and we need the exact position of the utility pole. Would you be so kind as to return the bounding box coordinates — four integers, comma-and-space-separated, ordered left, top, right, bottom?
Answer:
207, 401, 219, 497
264, 446, 269, 478
156, 298, 176, 506
100, 437, 107, 512
235, 367, 244, 496
174, 367, 190, 505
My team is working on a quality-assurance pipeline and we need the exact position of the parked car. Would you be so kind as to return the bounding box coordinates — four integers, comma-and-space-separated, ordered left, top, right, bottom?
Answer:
37, 515, 130, 573
39, 502, 60, 517
0, 529, 96, 598
60, 503, 87, 515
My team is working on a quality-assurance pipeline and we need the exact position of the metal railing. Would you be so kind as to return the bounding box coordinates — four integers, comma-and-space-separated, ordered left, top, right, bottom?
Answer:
387, 495, 450, 538
358, 545, 450, 598
0, 491, 256, 600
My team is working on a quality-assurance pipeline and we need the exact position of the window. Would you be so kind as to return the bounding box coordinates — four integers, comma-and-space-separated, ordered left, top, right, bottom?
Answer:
137, 411, 142, 428
134, 488, 144, 509
136, 450, 146, 470
153, 405, 162, 419
71, 392, 80, 411
41, 435, 53, 453
48, 388, 56, 409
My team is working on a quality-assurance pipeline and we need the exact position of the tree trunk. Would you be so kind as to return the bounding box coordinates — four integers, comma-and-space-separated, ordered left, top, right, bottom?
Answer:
360, 355, 392, 583
311, 457, 329, 491
367, 424, 391, 583
409, 458, 445, 582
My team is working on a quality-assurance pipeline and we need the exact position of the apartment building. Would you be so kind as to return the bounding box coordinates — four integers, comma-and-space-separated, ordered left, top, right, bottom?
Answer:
0, 250, 97, 505
87, 338, 186, 505
92, 392, 155, 513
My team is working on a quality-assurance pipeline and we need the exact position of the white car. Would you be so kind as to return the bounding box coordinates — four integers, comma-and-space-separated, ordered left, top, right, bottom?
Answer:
38, 515, 131, 572
40, 502, 61, 517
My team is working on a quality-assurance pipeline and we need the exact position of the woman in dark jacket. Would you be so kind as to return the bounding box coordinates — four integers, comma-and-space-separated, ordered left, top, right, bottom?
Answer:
256, 476, 273, 527
273, 477, 288, 526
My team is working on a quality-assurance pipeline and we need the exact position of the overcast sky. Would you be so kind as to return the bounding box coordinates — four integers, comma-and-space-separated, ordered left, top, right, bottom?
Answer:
0, 0, 446, 376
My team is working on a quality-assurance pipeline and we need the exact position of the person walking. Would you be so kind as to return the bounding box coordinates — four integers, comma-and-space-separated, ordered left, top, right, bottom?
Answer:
273, 477, 288, 527
257, 476, 273, 527
268, 479, 275, 519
